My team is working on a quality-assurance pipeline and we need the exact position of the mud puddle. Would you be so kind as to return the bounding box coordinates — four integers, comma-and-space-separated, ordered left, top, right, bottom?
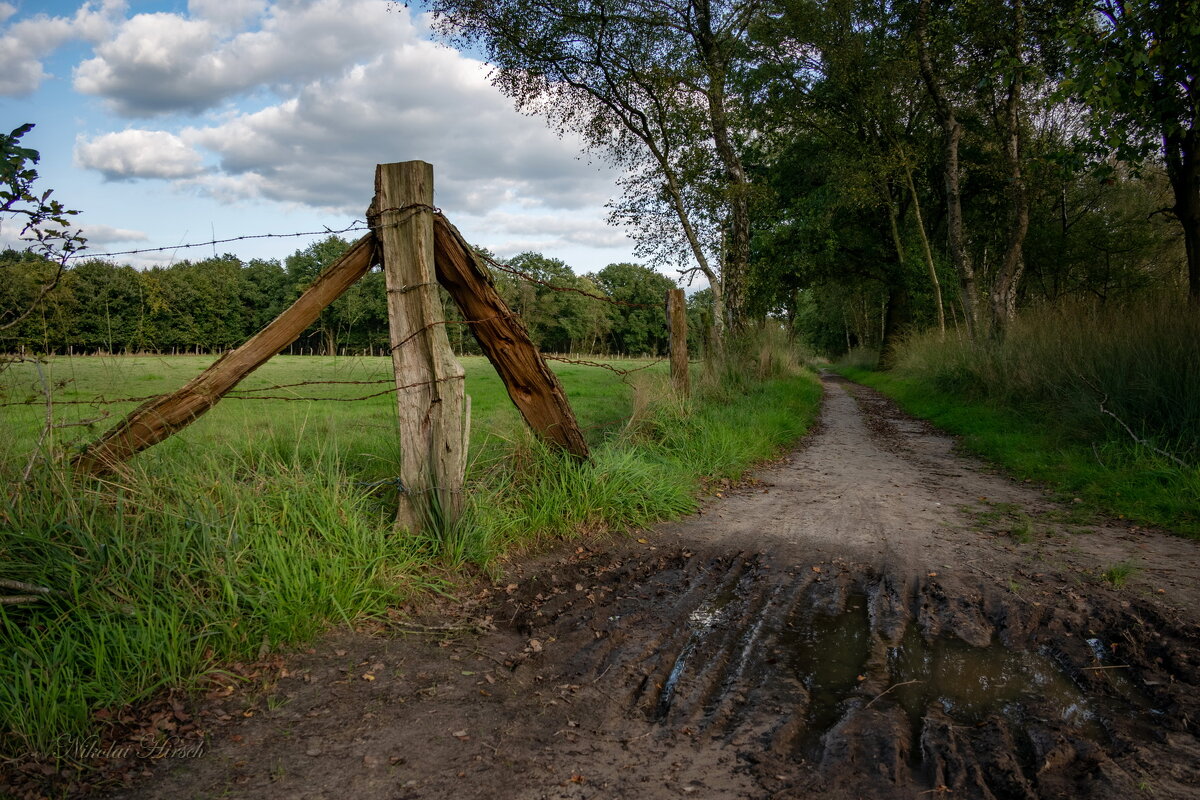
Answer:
508, 549, 1199, 799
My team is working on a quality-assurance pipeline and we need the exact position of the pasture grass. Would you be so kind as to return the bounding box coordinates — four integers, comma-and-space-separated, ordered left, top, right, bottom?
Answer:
0, 350, 821, 756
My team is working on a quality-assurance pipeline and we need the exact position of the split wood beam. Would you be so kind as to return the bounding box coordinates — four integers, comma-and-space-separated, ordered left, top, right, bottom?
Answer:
432, 214, 589, 460
72, 234, 377, 476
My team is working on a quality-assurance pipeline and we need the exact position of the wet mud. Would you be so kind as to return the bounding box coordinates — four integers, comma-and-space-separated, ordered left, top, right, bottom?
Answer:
496, 547, 1200, 799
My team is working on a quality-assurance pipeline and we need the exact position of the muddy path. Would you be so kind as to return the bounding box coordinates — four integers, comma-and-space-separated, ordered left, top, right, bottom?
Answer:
66, 374, 1200, 799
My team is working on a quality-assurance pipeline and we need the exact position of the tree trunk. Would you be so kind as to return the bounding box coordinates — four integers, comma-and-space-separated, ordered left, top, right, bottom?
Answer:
916, 0, 979, 339
880, 201, 912, 369
988, 0, 1030, 336
694, 0, 749, 335
903, 163, 946, 335
1165, 128, 1200, 305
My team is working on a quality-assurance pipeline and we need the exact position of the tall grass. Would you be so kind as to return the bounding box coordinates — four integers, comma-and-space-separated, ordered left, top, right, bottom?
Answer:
1, 345, 821, 757
896, 297, 1200, 464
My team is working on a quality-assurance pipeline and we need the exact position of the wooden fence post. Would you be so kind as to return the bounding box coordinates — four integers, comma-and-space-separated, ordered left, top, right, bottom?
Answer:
667, 288, 689, 398
373, 162, 469, 533
432, 214, 589, 460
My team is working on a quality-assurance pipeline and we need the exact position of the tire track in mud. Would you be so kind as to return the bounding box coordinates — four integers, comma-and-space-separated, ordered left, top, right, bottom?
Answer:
501, 546, 1199, 799
94, 373, 1200, 800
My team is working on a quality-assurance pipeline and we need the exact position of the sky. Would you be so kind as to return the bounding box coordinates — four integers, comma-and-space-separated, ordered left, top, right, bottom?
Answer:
0, 0, 650, 275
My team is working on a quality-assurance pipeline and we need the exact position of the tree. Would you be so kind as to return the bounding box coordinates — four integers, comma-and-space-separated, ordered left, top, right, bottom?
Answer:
286, 236, 354, 355
1, 124, 86, 335
1065, 0, 1200, 304
428, 0, 759, 339
594, 261, 675, 354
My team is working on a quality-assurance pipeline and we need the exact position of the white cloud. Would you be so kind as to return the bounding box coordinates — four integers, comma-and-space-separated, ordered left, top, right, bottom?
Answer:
76, 223, 149, 245
74, 130, 205, 180
0, 1, 124, 96
187, 0, 267, 30
478, 212, 634, 251
167, 43, 617, 218
74, 0, 410, 116
66, 2, 629, 261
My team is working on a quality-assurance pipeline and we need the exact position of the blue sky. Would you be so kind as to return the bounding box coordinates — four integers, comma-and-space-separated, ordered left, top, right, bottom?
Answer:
1, 0, 646, 274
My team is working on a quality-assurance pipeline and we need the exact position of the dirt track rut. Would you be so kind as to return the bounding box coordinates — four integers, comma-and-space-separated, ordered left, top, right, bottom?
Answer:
98, 373, 1200, 799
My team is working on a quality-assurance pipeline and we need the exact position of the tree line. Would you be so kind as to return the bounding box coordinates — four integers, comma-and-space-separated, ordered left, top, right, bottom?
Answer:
0, 237, 707, 357
429, 0, 1196, 359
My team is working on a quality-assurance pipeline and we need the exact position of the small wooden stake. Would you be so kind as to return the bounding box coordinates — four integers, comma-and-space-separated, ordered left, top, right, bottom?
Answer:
374, 162, 468, 533
73, 235, 376, 476
432, 214, 589, 460
667, 288, 689, 398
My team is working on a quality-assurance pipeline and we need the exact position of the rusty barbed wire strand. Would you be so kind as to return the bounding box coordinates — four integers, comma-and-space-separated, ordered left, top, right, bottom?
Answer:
221, 374, 463, 402
227, 378, 395, 394
542, 355, 666, 376
62, 204, 440, 262
477, 251, 661, 309
388, 314, 513, 353
58, 205, 669, 319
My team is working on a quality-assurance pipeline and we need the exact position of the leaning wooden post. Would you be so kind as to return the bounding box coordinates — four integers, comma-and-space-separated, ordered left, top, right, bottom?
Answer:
432, 215, 589, 460
666, 288, 690, 398
373, 161, 469, 533
73, 235, 376, 476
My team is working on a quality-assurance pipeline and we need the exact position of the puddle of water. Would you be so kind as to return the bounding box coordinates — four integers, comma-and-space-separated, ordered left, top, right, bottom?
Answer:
887, 626, 1100, 735
781, 591, 1105, 758
780, 593, 873, 758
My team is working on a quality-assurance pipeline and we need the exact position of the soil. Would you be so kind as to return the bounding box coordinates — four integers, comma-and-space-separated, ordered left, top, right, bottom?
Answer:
8, 372, 1200, 799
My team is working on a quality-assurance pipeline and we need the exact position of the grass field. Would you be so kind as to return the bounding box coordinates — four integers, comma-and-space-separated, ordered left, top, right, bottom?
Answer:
0, 354, 649, 472
1, 351, 822, 756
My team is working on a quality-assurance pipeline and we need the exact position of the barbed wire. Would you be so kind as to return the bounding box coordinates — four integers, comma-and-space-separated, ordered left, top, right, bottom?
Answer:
477, 251, 660, 310
61, 204, 441, 262
58, 205, 672, 318
389, 314, 512, 354
543, 355, 666, 376
64, 222, 370, 261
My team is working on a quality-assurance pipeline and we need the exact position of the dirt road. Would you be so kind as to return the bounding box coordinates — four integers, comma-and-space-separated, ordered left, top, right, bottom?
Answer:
100, 374, 1200, 798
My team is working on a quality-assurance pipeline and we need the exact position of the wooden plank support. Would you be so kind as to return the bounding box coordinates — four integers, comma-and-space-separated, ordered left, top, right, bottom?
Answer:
432, 214, 589, 460
667, 288, 690, 398
374, 161, 469, 532
72, 234, 377, 476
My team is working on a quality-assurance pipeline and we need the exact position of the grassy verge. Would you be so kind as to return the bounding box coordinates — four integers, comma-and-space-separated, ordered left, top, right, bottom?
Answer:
834, 365, 1200, 538
1, 352, 821, 757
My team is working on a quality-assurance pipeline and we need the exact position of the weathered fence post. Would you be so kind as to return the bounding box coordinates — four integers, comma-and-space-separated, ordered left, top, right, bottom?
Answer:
373, 161, 469, 533
432, 215, 589, 460
666, 288, 689, 398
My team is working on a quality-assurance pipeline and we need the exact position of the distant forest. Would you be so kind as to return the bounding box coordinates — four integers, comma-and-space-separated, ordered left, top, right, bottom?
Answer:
0, 236, 709, 357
